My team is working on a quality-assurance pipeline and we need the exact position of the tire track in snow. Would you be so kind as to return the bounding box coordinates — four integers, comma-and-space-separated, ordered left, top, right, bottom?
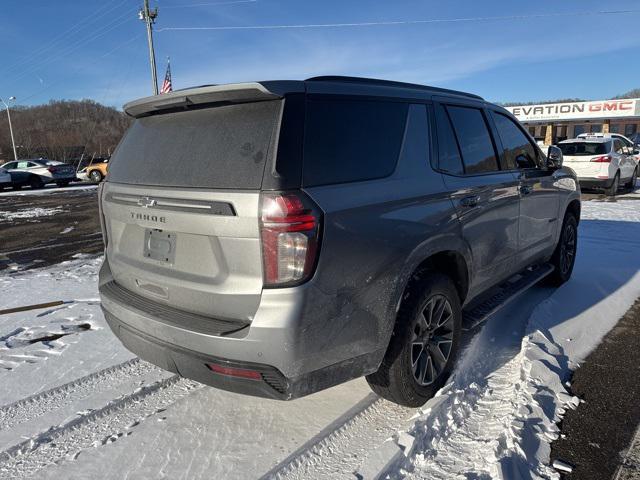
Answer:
267, 396, 414, 480
0, 375, 202, 479
0, 358, 160, 432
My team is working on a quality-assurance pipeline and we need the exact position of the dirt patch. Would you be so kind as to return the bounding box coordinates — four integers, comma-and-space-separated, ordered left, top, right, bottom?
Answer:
0, 188, 102, 271
550, 299, 640, 479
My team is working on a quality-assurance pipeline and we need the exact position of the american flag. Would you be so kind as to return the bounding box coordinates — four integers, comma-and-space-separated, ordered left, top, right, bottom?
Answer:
160, 59, 172, 94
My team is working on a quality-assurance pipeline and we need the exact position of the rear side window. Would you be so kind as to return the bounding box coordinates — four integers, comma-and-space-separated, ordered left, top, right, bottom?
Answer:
446, 106, 499, 174
435, 105, 464, 175
107, 100, 281, 189
303, 99, 408, 186
491, 112, 538, 169
614, 139, 625, 154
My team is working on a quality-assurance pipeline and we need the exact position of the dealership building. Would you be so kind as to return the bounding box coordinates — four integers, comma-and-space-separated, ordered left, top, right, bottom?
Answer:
505, 98, 640, 145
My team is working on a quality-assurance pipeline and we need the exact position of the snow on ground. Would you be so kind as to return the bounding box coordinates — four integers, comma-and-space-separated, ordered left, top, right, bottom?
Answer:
0, 200, 639, 479
0, 256, 132, 404
0, 207, 65, 223
0, 183, 97, 198
391, 200, 640, 480
0, 257, 371, 479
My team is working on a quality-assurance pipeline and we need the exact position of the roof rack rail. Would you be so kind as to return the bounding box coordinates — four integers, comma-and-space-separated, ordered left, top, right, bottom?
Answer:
305, 76, 484, 100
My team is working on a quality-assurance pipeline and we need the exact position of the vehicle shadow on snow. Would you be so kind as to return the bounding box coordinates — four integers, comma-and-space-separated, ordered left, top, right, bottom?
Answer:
396, 218, 640, 479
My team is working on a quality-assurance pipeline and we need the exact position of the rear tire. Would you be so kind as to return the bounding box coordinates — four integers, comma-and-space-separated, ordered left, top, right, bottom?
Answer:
89, 170, 103, 183
29, 176, 44, 190
605, 172, 619, 196
624, 167, 637, 191
366, 273, 462, 407
547, 211, 578, 286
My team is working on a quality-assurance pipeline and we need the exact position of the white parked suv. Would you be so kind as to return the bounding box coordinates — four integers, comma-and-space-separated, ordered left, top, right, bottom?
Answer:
559, 137, 638, 195
577, 132, 640, 163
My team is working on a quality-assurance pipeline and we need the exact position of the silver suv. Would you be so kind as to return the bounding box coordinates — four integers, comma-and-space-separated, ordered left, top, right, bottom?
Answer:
98, 77, 581, 407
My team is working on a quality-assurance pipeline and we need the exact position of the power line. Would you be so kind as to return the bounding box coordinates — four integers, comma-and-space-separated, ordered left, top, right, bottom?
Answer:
2, 0, 131, 77
6, 12, 136, 87
19, 32, 143, 104
156, 8, 640, 32
162, 0, 257, 9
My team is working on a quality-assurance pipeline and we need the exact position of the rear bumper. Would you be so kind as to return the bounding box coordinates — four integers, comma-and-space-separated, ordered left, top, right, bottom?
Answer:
98, 259, 383, 399
578, 177, 614, 189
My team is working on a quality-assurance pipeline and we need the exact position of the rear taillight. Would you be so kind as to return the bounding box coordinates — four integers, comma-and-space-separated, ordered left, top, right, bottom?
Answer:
590, 155, 612, 163
259, 191, 322, 287
206, 363, 262, 380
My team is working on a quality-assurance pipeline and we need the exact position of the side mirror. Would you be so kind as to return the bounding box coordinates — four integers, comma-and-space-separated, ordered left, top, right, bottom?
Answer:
546, 145, 563, 169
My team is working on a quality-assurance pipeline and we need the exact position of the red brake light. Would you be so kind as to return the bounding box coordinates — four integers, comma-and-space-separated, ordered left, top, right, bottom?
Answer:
260, 192, 321, 287
206, 363, 262, 380
590, 155, 611, 163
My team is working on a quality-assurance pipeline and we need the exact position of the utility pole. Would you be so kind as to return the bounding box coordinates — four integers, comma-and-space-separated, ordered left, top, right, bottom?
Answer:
139, 0, 159, 95
0, 96, 18, 161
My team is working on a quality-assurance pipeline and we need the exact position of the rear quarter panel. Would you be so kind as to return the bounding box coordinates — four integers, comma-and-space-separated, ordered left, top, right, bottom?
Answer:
299, 104, 466, 371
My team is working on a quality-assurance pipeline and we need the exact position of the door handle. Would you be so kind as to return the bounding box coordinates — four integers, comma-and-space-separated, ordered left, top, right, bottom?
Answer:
460, 195, 480, 207
520, 185, 533, 195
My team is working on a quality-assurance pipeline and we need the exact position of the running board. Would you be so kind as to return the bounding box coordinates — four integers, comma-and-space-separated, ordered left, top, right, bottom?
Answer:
462, 263, 554, 331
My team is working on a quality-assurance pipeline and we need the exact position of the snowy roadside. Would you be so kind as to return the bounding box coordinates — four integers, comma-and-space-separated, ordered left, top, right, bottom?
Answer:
376, 201, 640, 480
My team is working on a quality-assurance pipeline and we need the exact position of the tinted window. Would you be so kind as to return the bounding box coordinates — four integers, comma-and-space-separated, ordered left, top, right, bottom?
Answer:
558, 142, 610, 156
435, 105, 463, 174
492, 112, 538, 169
446, 106, 499, 174
108, 100, 281, 189
303, 99, 408, 186
2, 162, 16, 169
614, 139, 625, 154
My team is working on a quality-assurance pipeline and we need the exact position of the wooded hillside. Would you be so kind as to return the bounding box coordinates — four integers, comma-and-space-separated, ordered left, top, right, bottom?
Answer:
0, 100, 131, 163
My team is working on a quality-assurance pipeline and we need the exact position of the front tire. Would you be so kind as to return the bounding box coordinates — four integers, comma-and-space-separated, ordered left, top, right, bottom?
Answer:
366, 273, 462, 407
547, 212, 578, 286
605, 172, 619, 196
29, 176, 44, 190
89, 170, 103, 183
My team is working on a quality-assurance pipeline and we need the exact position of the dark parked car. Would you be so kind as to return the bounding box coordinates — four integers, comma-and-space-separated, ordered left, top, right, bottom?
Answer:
98, 77, 580, 407
1, 158, 76, 189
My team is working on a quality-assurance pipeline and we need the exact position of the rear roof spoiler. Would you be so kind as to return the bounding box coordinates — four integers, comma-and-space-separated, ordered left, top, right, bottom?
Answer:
123, 82, 282, 118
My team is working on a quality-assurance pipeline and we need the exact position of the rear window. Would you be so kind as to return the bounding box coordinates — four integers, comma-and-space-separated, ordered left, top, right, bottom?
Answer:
558, 141, 610, 156
107, 101, 281, 189
303, 99, 408, 186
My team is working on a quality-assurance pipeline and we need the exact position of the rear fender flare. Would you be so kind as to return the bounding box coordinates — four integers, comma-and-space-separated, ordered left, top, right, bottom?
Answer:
379, 234, 472, 353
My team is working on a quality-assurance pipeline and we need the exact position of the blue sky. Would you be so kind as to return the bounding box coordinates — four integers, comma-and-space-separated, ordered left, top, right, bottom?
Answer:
2, 0, 640, 108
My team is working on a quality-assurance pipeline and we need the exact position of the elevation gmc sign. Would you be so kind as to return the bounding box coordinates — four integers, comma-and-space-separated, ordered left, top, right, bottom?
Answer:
506, 99, 640, 122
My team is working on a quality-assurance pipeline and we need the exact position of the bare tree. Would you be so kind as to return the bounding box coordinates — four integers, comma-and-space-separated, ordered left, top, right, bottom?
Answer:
0, 99, 132, 163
